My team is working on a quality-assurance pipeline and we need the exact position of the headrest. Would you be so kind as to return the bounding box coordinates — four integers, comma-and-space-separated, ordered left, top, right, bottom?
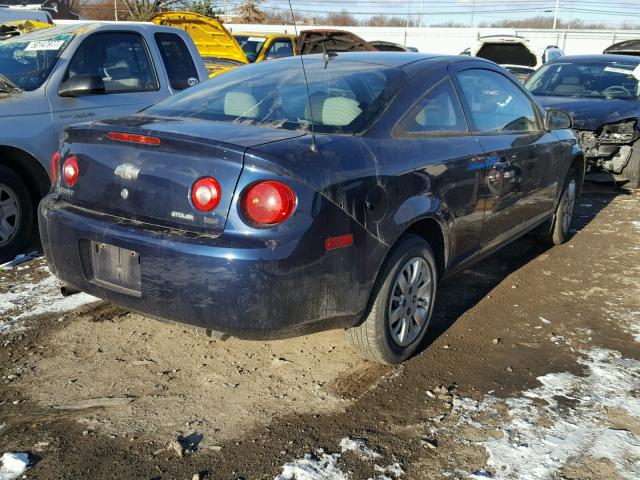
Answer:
321, 97, 362, 126
224, 91, 259, 118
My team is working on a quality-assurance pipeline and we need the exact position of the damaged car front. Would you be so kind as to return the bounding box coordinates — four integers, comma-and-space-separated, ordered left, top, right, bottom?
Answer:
527, 55, 640, 188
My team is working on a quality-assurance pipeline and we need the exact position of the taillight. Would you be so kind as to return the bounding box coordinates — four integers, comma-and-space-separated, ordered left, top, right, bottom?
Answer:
242, 181, 296, 225
62, 156, 79, 186
191, 177, 221, 211
107, 132, 161, 145
50, 151, 60, 183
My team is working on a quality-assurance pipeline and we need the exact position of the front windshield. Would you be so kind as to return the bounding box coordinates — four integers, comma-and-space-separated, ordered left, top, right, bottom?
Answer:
233, 35, 266, 62
527, 61, 640, 99
146, 57, 404, 134
0, 32, 74, 91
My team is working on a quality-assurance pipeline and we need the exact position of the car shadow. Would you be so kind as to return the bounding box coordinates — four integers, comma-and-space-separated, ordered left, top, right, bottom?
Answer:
419, 182, 622, 351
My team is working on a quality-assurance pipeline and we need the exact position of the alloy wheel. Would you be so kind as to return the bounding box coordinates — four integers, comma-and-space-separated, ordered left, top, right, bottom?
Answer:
0, 183, 20, 247
388, 257, 433, 347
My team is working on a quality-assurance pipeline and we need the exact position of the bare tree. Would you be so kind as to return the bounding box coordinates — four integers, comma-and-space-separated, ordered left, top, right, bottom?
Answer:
120, 0, 183, 20
323, 9, 359, 26
182, 0, 221, 18
479, 16, 609, 29
236, 0, 267, 24
365, 15, 416, 27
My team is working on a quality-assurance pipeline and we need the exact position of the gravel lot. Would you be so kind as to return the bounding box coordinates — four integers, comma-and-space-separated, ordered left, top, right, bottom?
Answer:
0, 185, 639, 479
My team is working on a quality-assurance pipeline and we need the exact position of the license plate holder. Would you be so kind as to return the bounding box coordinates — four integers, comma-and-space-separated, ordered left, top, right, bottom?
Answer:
90, 241, 141, 297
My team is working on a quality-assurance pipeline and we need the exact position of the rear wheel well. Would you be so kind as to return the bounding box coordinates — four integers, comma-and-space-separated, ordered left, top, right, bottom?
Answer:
0, 146, 50, 205
404, 218, 447, 275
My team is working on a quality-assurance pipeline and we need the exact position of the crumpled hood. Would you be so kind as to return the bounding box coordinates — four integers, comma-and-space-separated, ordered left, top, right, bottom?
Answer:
536, 95, 640, 131
296, 30, 377, 55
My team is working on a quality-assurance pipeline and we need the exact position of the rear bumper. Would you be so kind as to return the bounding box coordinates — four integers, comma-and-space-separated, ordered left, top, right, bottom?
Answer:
38, 196, 383, 339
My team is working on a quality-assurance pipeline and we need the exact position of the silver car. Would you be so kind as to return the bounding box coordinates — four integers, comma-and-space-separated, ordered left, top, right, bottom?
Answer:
0, 22, 208, 262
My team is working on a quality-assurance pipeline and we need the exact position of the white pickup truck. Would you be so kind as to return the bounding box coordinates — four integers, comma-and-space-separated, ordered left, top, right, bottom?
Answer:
0, 22, 208, 262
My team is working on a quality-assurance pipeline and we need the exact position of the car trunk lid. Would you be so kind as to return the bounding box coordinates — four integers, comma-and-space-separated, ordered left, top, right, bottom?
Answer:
58, 116, 304, 235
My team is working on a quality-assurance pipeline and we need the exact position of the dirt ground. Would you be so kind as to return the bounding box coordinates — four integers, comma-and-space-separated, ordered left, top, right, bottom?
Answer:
0, 184, 639, 480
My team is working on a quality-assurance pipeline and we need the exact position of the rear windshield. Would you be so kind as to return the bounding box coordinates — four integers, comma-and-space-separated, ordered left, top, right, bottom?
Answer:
0, 32, 74, 91
527, 61, 640, 100
147, 57, 404, 134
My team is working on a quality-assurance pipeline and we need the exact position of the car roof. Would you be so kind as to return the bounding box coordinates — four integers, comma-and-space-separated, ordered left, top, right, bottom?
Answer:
279, 52, 490, 69
550, 54, 640, 64
12, 21, 179, 39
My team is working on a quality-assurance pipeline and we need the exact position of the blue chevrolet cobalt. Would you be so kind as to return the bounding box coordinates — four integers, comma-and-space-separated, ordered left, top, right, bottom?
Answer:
39, 53, 583, 364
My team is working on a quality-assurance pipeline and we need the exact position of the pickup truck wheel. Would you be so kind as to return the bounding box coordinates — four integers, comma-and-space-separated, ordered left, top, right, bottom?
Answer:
538, 166, 577, 246
0, 166, 34, 264
623, 141, 640, 189
346, 234, 437, 364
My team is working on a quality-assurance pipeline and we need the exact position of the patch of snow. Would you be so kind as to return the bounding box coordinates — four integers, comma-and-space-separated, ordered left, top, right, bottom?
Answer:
0, 272, 98, 335
0, 452, 29, 480
275, 440, 403, 480
339, 437, 381, 459
274, 450, 347, 480
372, 463, 405, 479
455, 348, 640, 480
621, 311, 640, 344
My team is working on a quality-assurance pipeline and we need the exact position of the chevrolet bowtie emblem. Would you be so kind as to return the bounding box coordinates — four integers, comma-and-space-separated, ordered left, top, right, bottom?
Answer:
114, 163, 140, 181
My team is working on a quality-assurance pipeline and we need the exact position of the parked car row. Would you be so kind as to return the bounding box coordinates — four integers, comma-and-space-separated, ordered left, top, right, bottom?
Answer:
0, 15, 637, 363
150, 13, 379, 77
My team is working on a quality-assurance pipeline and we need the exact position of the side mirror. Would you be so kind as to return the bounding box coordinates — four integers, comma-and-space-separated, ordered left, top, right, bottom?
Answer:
546, 109, 572, 130
58, 75, 105, 97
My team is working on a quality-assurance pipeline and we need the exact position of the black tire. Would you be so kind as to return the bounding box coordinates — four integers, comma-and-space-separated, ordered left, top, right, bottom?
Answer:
538, 166, 578, 246
0, 166, 34, 264
622, 140, 640, 189
346, 234, 438, 364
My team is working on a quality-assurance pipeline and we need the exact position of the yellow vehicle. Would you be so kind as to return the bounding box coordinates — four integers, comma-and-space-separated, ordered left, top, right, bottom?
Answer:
232, 33, 297, 63
151, 13, 373, 77
0, 19, 51, 41
151, 12, 248, 77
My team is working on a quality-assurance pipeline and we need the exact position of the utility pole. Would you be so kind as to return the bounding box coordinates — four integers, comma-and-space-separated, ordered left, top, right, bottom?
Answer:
553, 0, 560, 29
470, 0, 475, 28
114, 0, 118, 21
224, 0, 228, 22
419, 0, 424, 28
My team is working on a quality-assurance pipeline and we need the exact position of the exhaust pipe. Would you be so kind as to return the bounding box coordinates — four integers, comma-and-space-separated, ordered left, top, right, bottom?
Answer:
60, 284, 81, 297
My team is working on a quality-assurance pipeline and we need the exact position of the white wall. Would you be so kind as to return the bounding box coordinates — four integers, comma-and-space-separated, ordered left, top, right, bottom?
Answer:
226, 24, 640, 57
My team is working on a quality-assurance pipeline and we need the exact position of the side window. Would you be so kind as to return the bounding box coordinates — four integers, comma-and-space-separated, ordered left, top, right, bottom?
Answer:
154, 32, 199, 90
397, 79, 467, 134
456, 69, 540, 133
64, 32, 158, 94
265, 38, 294, 60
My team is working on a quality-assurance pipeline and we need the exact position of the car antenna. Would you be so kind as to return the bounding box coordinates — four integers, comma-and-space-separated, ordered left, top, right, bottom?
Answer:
287, 0, 318, 153
321, 42, 337, 69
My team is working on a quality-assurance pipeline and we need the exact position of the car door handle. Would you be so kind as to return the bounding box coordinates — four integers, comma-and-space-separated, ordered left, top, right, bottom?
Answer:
488, 161, 516, 182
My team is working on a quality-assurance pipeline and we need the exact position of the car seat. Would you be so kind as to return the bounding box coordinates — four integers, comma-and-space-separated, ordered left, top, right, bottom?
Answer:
554, 75, 585, 94
224, 91, 260, 118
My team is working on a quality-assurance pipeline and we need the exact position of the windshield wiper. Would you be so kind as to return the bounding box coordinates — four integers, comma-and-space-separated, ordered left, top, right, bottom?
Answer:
0, 73, 22, 93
